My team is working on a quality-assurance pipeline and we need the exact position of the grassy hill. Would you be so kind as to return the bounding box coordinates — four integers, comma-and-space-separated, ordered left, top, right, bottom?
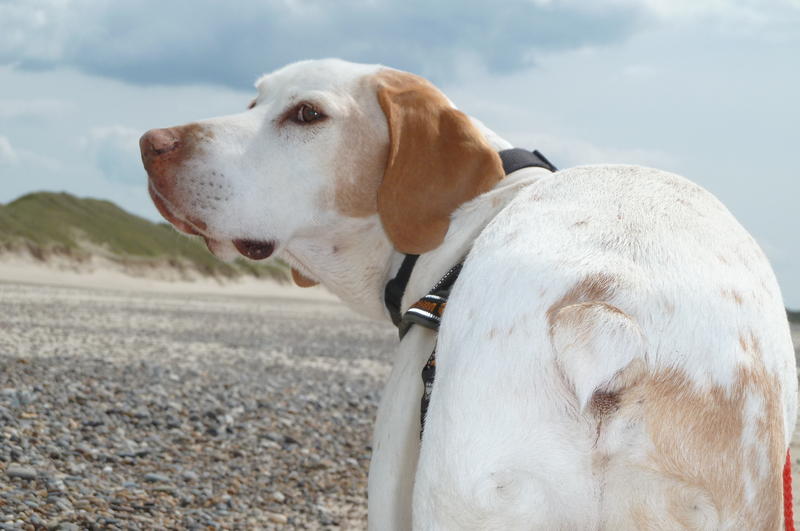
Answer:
0, 191, 288, 282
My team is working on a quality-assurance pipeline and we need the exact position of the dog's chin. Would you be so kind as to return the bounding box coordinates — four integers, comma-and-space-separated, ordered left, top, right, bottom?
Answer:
202, 238, 241, 262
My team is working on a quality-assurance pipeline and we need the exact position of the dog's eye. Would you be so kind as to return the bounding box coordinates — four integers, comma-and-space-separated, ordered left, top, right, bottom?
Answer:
294, 103, 324, 124
248, 99, 256, 110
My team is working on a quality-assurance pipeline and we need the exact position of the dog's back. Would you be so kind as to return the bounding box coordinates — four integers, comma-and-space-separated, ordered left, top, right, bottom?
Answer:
412, 164, 796, 530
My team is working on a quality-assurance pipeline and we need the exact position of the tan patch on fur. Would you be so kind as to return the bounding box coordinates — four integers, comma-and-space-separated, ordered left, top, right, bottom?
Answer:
591, 391, 621, 417
549, 297, 645, 433
291, 268, 319, 288
333, 77, 390, 217
630, 504, 653, 530
617, 361, 783, 528
372, 69, 504, 253
546, 273, 618, 331
721, 288, 744, 306
739, 330, 762, 363
739, 334, 749, 353
550, 301, 627, 351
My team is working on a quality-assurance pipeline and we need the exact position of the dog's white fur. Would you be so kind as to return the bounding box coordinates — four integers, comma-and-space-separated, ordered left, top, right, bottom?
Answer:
141, 58, 797, 530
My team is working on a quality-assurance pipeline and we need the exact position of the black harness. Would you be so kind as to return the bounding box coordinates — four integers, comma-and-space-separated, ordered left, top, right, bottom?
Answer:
383, 148, 557, 437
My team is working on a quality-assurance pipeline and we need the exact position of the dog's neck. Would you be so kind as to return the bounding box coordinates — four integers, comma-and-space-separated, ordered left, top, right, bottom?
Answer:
282, 215, 395, 319
284, 125, 548, 322
396, 168, 548, 316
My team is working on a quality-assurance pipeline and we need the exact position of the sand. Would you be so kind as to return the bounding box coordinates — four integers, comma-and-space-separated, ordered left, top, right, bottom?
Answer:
0, 257, 336, 302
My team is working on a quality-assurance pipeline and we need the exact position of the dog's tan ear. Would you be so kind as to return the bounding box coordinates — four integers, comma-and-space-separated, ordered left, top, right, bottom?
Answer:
375, 70, 504, 254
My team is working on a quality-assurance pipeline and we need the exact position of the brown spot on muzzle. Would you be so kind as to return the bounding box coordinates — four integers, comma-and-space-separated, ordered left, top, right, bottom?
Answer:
140, 127, 181, 198
139, 123, 214, 233
140, 123, 212, 198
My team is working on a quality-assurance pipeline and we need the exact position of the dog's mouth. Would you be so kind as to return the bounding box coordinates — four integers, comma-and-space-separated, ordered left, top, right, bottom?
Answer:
148, 181, 202, 236
148, 180, 276, 261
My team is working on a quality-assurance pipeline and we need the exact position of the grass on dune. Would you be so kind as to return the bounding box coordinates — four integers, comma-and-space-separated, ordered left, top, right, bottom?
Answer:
0, 191, 289, 282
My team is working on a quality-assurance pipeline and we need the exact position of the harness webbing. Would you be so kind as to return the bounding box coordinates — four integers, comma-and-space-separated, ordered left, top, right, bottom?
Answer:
398, 262, 462, 340
384, 254, 419, 327
398, 261, 463, 437
499, 148, 557, 175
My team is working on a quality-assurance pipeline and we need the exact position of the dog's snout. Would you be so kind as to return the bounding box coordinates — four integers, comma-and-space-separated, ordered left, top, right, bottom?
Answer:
140, 128, 181, 166
139, 125, 193, 197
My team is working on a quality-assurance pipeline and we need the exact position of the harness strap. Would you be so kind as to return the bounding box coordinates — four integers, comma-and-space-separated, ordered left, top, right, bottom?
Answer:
499, 148, 557, 175
398, 262, 463, 339
384, 254, 419, 327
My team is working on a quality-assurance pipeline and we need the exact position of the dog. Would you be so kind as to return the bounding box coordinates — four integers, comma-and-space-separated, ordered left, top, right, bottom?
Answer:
140, 58, 797, 530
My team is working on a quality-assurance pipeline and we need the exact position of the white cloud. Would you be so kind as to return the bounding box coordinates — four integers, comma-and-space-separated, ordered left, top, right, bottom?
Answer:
0, 0, 643, 87
599, 0, 798, 22
0, 0, 69, 62
2, 0, 797, 90
0, 98, 72, 119
0, 136, 19, 164
0, 134, 62, 171
505, 131, 675, 170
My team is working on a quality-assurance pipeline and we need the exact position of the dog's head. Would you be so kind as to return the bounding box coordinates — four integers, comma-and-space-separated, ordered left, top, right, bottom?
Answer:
140, 59, 503, 287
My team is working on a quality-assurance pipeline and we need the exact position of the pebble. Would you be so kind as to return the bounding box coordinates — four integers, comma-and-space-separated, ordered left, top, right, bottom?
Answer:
143, 473, 170, 483
180, 470, 199, 482
266, 512, 289, 524
6, 465, 37, 480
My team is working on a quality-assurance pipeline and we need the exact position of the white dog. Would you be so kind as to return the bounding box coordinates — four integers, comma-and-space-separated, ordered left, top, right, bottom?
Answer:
140, 59, 797, 530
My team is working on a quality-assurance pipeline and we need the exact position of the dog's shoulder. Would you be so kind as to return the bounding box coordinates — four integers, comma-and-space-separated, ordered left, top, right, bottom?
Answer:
442, 164, 791, 384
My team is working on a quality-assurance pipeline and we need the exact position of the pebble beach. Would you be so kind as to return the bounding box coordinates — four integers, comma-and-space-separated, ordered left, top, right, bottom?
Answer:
1, 278, 799, 530
0, 281, 395, 529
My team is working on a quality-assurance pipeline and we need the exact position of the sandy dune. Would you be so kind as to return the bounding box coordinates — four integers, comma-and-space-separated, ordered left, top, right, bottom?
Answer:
0, 258, 336, 302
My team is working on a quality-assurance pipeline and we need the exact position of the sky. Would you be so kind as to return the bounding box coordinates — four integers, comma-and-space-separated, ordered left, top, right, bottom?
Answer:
0, 0, 798, 307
